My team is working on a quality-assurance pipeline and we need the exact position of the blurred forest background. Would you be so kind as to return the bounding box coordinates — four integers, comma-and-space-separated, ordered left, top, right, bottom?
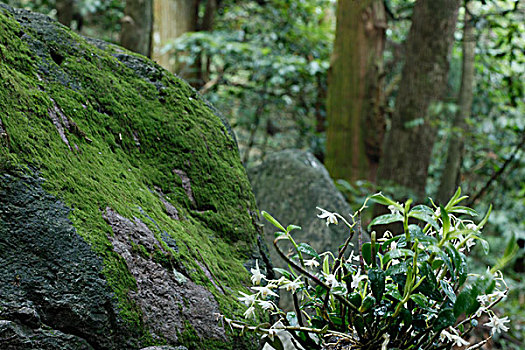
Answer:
3, 0, 523, 348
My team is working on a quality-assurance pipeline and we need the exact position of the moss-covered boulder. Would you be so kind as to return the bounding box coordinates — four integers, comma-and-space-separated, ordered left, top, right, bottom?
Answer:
0, 5, 268, 349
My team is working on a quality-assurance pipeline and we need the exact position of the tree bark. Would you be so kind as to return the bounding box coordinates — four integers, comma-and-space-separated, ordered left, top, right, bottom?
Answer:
152, 0, 198, 72
377, 0, 461, 199
121, 0, 153, 57
325, 0, 386, 183
437, 7, 476, 203
56, 0, 74, 28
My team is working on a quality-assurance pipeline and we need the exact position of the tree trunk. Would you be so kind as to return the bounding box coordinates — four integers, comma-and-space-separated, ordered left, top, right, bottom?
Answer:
121, 0, 153, 57
437, 8, 476, 204
56, 0, 74, 28
377, 0, 461, 199
325, 0, 386, 183
152, 0, 198, 72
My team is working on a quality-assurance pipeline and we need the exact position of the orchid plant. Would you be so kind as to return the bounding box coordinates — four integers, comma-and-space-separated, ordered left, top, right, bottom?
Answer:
216, 188, 513, 350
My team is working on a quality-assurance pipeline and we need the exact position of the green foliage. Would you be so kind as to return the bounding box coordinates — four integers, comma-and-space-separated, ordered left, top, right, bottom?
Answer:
219, 191, 514, 349
167, 0, 334, 164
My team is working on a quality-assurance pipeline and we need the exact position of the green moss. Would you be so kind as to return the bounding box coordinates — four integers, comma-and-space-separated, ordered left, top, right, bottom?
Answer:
0, 6, 260, 348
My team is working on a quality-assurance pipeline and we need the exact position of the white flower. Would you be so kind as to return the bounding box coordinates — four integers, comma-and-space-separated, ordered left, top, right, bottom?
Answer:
346, 250, 360, 263
381, 333, 390, 350
304, 258, 319, 268
267, 327, 278, 341
474, 305, 487, 317
316, 207, 338, 226
440, 329, 470, 347
388, 204, 401, 215
465, 238, 476, 251
378, 231, 393, 242
390, 240, 398, 251
243, 305, 256, 319
251, 260, 265, 285
484, 314, 510, 334
257, 300, 276, 311
238, 291, 256, 306
323, 273, 339, 288
477, 294, 489, 305
252, 285, 279, 298
477, 291, 507, 306
466, 223, 478, 231
351, 268, 368, 289
435, 207, 441, 217
280, 277, 303, 293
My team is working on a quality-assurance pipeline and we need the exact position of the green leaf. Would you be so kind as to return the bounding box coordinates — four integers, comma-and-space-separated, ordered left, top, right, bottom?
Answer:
504, 232, 518, 257
435, 308, 456, 331
383, 248, 414, 266
274, 231, 287, 239
381, 234, 403, 251
273, 267, 293, 280
370, 193, 401, 208
409, 209, 440, 231
458, 252, 469, 286
416, 262, 440, 300
445, 187, 462, 209
494, 233, 520, 271
404, 199, 413, 213
440, 280, 457, 303
410, 293, 429, 308
440, 205, 451, 236
449, 206, 478, 217
444, 243, 461, 279
265, 334, 285, 350
368, 268, 386, 301
348, 292, 362, 308
386, 262, 408, 276
478, 204, 492, 229
454, 285, 481, 318
286, 224, 302, 232
362, 243, 371, 265
261, 211, 286, 232
322, 255, 330, 275
359, 295, 376, 312
368, 213, 404, 229
408, 224, 438, 244
297, 243, 320, 259
479, 238, 490, 254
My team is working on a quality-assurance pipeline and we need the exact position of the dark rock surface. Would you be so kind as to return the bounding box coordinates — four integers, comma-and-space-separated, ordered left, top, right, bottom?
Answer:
0, 175, 131, 349
0, 4, 266, 349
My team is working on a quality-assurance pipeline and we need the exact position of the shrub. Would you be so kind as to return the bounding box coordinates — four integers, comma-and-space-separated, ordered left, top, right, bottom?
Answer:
217, 189, 512, 350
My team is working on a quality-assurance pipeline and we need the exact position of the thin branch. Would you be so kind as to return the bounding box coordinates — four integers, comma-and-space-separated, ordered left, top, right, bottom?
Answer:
467, 134, 525, 206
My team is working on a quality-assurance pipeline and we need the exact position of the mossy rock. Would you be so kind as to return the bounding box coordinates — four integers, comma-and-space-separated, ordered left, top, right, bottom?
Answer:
0, 4, 268, 349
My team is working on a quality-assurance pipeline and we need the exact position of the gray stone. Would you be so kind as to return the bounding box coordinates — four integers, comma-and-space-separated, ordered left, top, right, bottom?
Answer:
248, 150, 367, 307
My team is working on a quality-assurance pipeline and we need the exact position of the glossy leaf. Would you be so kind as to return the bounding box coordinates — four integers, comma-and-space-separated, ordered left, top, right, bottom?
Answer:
370, 193, 401, 209
368, 213, 404, 229
297, 243, 320, 259
440, 279, 457, 303
454, 285, 481, 318
368, 268, 386, 301
409, 209, 440, 231
262, 211, 286, 232
435, 308, 455, 331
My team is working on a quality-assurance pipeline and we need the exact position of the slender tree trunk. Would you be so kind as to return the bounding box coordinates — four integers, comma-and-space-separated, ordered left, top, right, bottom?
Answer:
152, 0, 198, 72
325, 0, 386, 183
121, 0, 153, 57
437, 7, 476, 203
377, 0, 461, 199
56, 0, 74, 28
